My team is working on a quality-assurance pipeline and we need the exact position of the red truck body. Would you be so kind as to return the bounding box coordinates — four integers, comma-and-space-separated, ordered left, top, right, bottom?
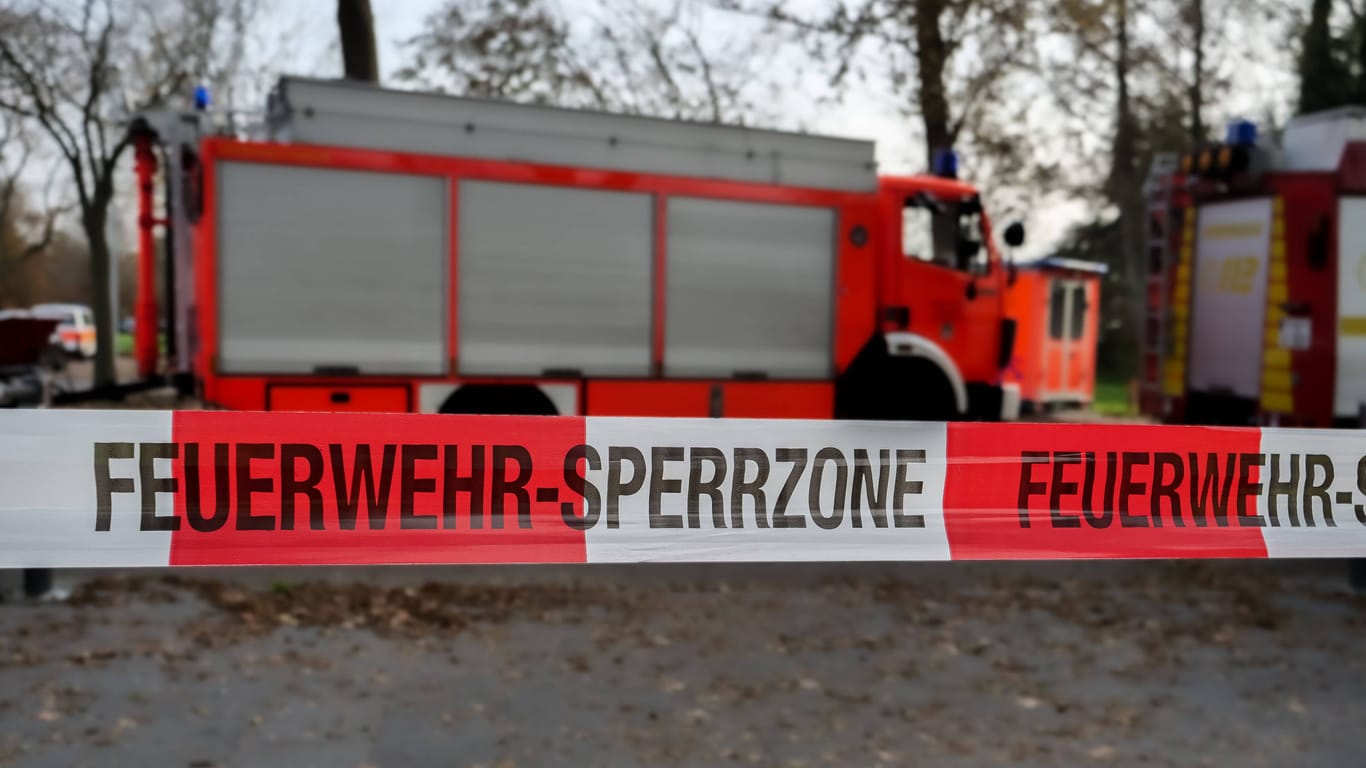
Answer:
139, 78, 1020, 420
1142, 110, 1366, 427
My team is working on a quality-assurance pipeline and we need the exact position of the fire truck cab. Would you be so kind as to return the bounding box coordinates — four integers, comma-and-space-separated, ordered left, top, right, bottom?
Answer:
1142, 109, 1366, 427
867, 172, 1018, 420
131, 77, 1022, 421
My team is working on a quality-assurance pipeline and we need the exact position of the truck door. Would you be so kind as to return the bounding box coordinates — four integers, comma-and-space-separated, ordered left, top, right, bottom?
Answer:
1044, 279, 1091, 402
1065, 281, 1093, 398
898, 193, 1004, 385
1337, 197, 1366, 417
1188, 198, 1273, 400
1043, 279, 1067, 400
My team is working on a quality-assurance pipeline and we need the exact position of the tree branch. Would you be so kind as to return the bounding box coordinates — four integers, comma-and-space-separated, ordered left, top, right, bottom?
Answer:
683, 26, 724, 123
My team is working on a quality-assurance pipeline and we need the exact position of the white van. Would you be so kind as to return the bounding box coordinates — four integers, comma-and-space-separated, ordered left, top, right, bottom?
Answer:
31, 303, 97, 359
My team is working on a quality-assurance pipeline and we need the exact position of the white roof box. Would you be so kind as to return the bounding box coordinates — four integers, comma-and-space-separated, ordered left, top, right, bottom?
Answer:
1281, 106, 1366, 171
265, 77, 878, 192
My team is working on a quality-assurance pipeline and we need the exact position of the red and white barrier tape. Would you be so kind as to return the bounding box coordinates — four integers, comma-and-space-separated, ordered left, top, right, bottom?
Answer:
2, 410, 1364, 567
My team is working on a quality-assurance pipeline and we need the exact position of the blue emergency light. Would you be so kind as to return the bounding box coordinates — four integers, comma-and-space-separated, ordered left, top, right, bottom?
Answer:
932, 149, 959, 179
1226, 118, 1257, 147
193, 85, 211, 111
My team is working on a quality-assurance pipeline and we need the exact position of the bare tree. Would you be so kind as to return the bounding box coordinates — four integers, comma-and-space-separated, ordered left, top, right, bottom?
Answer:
396, 0, 777, 124
720, 0, 1038, 169
0, 115, 62, 292
397, 0, 596, 105
1042, 0, 1293, 376
0, 0, 258, 386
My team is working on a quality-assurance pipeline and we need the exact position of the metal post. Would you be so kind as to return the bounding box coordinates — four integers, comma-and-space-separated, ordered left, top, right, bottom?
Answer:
133, 131, 161, 380
1352, 405, 1366, 591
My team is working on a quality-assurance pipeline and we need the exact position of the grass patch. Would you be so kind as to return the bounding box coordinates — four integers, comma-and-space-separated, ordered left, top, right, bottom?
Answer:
115, 331, 166, 358
1093, 377, 1136, 416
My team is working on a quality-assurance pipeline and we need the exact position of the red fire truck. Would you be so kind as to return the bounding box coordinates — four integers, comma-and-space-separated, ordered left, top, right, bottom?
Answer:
130, 77, 1024, 420
1141, 109, 1366, 427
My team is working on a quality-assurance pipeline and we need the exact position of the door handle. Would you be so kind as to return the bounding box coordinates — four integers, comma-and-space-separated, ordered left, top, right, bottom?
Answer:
330, 391, 351, 404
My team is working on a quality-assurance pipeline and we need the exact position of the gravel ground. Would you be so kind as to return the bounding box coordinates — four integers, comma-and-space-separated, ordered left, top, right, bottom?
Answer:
0, 560, 1362, 767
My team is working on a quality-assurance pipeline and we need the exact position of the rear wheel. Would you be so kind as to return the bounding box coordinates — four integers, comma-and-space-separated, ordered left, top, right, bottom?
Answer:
966, 383, 1004, 421
437, 384, 559, 416
836, 338, 961, 421
39, 344, 67, 372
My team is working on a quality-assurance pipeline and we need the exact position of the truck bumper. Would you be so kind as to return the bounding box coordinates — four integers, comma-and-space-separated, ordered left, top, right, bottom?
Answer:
1000, 382, 1021, 421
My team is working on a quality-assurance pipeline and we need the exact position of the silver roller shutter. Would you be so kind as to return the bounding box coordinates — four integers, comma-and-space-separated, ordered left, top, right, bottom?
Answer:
216, 162, 448, 375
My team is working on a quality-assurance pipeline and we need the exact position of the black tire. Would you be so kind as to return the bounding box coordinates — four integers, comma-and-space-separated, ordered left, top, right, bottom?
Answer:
966, 382, 1004, 422
893, 357, 959, 420
23, 568, 52, 598
438, 385, 559, 416
836, 337, 960, 421
1350, 559, 1366, 592
40, 344, 67, 372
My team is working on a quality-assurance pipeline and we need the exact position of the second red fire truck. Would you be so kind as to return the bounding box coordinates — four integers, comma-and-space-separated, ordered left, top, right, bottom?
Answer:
1142, 109, 1366, 427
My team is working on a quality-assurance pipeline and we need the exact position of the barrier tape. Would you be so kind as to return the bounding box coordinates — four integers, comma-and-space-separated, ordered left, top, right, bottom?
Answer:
2, 410, 1365, 567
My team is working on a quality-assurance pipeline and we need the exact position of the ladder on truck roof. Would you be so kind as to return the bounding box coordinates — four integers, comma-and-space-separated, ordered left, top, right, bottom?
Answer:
264, 76, 878, 193
1140, 154, 1182, 415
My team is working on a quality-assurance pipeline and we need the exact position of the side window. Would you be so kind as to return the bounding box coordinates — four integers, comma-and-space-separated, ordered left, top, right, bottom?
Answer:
1048, 283, 1066, 340
901, 205, 938, 265
956, 209, 987, 275
1069, 285, 1087, 340
901, 194, 988, 275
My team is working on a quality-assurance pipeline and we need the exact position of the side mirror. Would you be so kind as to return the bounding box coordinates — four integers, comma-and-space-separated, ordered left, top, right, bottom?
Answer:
1004, 221, 1025, 247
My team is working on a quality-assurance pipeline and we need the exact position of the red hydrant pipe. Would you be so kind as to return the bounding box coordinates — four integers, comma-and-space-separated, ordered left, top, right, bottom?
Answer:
133, 132, 159, 379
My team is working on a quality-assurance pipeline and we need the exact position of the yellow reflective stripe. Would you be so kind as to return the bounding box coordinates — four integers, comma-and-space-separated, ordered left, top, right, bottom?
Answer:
1341, 316, 1366, 336
1262, 368, 1292, 391
1263, 348, 1291, 368
1261, 391, 1294, 413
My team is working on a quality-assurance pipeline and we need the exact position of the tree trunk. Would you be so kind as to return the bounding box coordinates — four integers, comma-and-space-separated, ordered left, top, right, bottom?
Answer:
1356, 7, 1366, 103
914, 0, 959, 261
1189, 0, 1205, 145
914, 0, 952, 169
82, 203, 117, 389
1300, 0, 1348, 112
338, 0, 379, 83
1109, 0, 1143, 379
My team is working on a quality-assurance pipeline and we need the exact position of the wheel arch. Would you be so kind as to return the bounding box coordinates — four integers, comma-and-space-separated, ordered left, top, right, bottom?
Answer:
883, 332, 969, 416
